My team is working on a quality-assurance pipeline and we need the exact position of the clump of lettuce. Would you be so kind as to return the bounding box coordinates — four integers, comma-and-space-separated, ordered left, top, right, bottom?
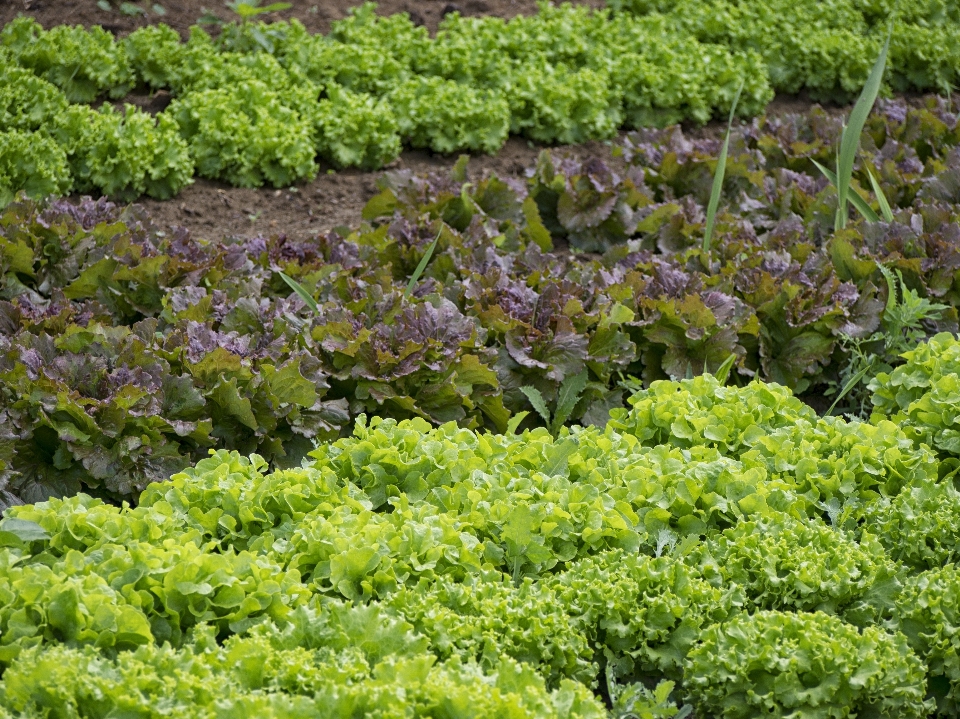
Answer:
685, 610, 931, 719
894, 564, 960, 715
869, 332, 960, 459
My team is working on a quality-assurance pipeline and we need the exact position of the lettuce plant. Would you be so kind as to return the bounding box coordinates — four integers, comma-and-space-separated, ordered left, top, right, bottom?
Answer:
0, 18, 134, 103
168, 81, 317, 188
0, 132, 71, 208
869, 332, 960, 458
685, 610, 931, 718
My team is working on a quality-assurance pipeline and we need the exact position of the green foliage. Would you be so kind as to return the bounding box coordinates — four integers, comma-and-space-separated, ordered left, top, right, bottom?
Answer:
894, 564, 960, 715
386, 549, 738, 687
168, 81, 316, 188
0, 132, 71, 208
1, 0, 959, 199
609, 374, 816, 454
610, 0, 960, 102
0, 18, 134, 103
858, 477, 960, 571
609, 679, 689, 719
831, 266, 947, 417
685, 610, 932, 719
390, 77, 511, 154
313, 85, 401, 170
0, 607, 605, 719
521, 369, 589, 435
869, 333, 960, 458
123, 23, 186, 90
1, 353, 959, 716
0, 67, 68, 134
697, 512, 899, 619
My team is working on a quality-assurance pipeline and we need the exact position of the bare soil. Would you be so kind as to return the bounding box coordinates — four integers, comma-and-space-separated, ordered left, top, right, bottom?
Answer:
1, 0, 605, 38
136, 137, 624, 241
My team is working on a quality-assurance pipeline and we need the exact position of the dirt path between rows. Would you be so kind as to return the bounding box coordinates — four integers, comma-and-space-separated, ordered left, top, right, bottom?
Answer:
2, 0, 606, 38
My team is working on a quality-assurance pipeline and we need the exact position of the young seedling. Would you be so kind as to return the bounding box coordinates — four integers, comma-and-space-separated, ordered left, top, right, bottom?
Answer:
225, 0, 292, 21
702, 79, 744, 253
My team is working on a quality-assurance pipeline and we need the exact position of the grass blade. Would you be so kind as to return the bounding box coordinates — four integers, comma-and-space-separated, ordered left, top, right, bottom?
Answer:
703, 79, 744, 253
713, 352, 737, 385
812, 160, 880, 223
866, 165, 894, 222
404, 227, 443, 299
835, 35, 890, 229
279, 271, 319, 313
827, 363, 874, 416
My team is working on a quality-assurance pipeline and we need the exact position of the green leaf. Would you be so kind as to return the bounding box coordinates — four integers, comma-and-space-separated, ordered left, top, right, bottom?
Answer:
552, 369, 588, 432
541, 437, 579, 476
279, 272, 319, 314
713, 353, 737, 385
209, 377, 259, 430
506, 411, 530, 435
404, 228, 442, 299
835, 35, 890, 230
520, 386, 551, 427
828, 362, 874, 416
866, 165, 894, 222
812, 159, 880, 223
264, 361, 317, 407
0, 518, 49, 544
703, 79, 743, 253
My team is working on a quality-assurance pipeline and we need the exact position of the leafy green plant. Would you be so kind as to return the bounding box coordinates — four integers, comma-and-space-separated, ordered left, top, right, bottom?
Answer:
0, 131, 71, 207
521, 369, 589, 435
685, 610, 931, 719
830, 265, 947, 417
895, 565, 960, 715
869, 332, 960, 459
609, 677, 691, 719
225, 0, 292, 21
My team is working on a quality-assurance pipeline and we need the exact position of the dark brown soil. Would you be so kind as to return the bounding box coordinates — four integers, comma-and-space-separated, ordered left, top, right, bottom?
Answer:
137, 136, 621, 241
2, 0, 605, 38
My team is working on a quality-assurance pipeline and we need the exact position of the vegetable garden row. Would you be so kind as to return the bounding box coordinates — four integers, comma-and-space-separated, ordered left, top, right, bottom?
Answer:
5, 1, 960, 716
1, 95, 957, 509
2, 0, 960, 201
4, 348, 960, 717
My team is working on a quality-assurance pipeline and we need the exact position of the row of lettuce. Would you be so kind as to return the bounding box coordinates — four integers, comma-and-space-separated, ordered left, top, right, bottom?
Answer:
0, 95, 958, 507
1, 0, 959, 201
2, 341, 960, 715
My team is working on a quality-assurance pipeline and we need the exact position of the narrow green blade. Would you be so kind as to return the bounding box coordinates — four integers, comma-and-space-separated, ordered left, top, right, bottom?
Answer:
279, 271, 319, 313
703, 79, 744, 253
836, 35, 890, 229
812, 160, 880, 223
866, 165, 894, 222
713, 352, 737, 385
827, 362, 873, 416
404, 228, 442, 299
